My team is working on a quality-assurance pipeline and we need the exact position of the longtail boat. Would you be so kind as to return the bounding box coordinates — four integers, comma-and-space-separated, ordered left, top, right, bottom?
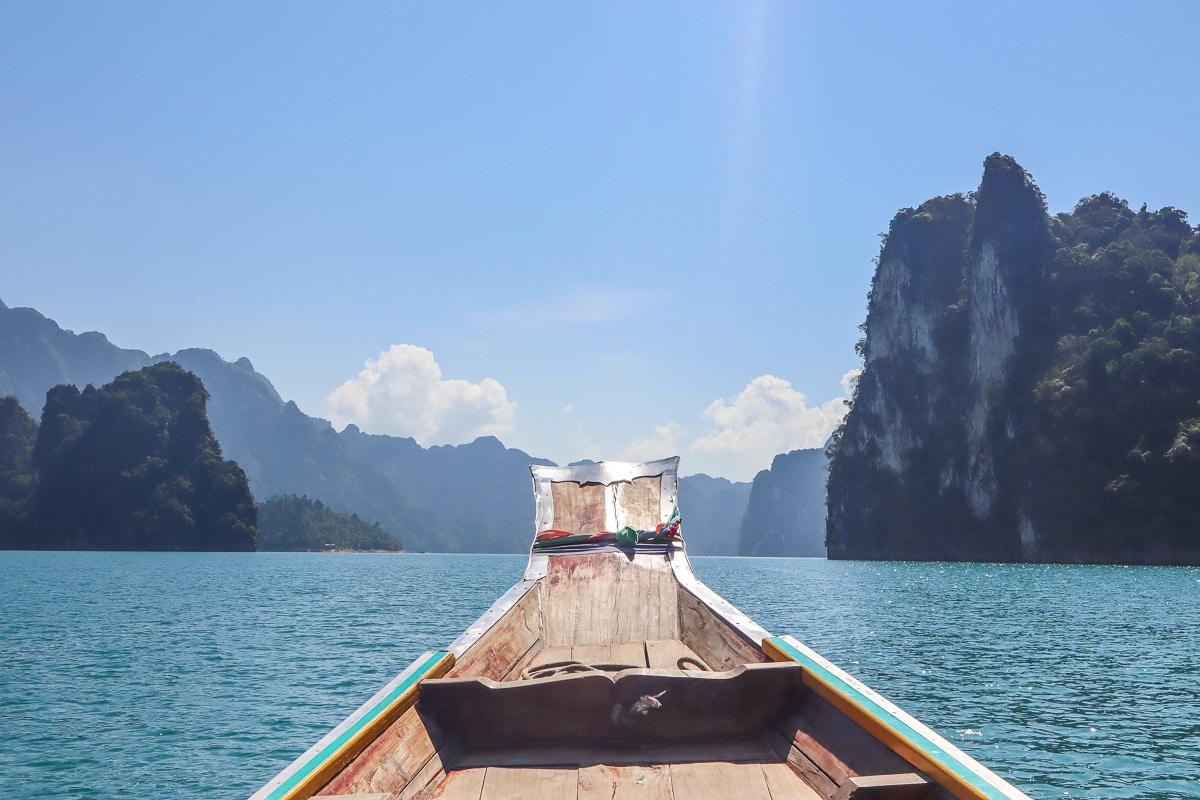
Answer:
251, 457, 1030, 800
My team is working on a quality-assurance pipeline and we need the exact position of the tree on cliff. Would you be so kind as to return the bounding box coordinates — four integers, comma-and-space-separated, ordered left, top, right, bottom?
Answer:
828, 153, 1200, 564
29, 362, 257, 550
0, 396, 38, 548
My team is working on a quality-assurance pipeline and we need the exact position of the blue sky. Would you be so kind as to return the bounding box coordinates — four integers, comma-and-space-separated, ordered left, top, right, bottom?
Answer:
3, 2, 1198, 481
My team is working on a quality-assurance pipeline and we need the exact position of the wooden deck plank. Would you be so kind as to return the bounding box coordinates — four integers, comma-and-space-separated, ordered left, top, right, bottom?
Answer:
571, 642, 616, 667
645, 639, 706, 670
578, 764, 671, 800
761, 762, 825, 800
524, 645, 575, 673
418, 768, 486, 800
669, 761, 773, 800
480, 767, 577, 800
608, 640, 650, 669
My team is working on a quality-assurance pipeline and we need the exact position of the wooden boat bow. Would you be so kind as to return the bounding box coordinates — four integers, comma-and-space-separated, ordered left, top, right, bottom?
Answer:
250, 457, 1031, 800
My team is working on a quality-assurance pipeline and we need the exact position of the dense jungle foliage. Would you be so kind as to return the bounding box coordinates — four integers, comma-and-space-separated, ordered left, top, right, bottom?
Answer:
258, 494, 404, 551
1021, 195, 1200, 559
828, 153, 1200, 563
0, 362, 256, 550
0, 396, 37, 543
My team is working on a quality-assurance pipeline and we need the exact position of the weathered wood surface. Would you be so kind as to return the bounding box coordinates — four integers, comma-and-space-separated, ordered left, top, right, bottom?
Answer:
764, 726, 838, 799
549, 481, 607, 534
540, 552, 680, 648
445, 588, 541, 681
831, 772, 930, 800
547, 475, 664, 534
668, 761, 774, 800
774, 690, 917, 789
419, 663, 802, 749
610, 475, 663, 530
577, 764, 672, 800
761, 761, 826, 800
418, 767, 485, 799
420, 759, 821, 799
645, 638, 706, 670
480, 767, 577, 800
317, 704, 447, 797
678, 587, 767, 671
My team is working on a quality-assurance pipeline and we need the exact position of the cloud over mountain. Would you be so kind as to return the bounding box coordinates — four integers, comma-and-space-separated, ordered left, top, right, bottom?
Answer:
688, 374, 848, 480
327, 344, 515, 445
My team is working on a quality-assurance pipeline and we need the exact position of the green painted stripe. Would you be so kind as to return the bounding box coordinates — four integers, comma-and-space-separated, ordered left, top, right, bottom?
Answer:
765, 636, 1023, 800
263, 650, 450, 800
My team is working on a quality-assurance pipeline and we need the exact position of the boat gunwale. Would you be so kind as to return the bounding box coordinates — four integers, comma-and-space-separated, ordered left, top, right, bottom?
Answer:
248, 649, 454, 800
765, 635, 1031, 800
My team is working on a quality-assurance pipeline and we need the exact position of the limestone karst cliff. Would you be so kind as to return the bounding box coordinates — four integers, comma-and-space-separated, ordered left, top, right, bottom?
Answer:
827, 154, 1200, 564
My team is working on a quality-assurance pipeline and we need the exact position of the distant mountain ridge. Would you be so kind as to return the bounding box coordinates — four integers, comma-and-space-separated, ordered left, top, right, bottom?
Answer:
0, 299, 795, 554
739, 448, 828, 557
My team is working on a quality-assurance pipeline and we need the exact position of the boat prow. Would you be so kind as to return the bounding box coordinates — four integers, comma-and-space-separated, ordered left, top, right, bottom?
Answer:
251, 456, 1030, 800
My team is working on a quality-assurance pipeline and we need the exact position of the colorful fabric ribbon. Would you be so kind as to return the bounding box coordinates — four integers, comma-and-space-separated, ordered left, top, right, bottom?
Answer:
532, 508, 682, 549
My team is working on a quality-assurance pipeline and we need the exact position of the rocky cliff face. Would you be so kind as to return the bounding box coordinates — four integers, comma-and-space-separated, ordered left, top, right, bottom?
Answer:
738, 448, 827, 557
827, 155, 1056, 561
830, 154, 1200, 564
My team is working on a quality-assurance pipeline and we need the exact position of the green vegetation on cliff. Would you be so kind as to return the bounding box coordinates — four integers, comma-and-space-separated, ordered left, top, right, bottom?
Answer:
828, 154, 1200, 564
1, 362, 257, 551
0, 397, 38, 546
258, 494, 404, 551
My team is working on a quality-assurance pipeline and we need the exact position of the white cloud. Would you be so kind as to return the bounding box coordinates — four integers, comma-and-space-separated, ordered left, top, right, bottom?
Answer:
688, 375, 849, 480
841, 368, 862, 397
620, 422, 685, 464
326, 344, 515, 445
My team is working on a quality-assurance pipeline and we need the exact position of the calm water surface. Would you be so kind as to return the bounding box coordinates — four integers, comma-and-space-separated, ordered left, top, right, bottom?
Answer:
2, 552, 1198, 799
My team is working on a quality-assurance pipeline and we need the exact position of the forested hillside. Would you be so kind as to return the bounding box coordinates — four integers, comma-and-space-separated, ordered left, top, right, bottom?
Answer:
0, 363, 256, 550
0, 304, 759, 553
828, 154, 1200, 563
258, 494, 403, 551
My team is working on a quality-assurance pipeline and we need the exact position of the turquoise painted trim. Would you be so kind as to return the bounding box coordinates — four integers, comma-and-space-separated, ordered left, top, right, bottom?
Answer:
765, 636, 1025, 800
262, 650, 449, 800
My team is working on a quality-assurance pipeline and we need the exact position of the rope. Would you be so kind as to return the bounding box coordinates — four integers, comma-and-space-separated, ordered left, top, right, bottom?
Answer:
521, 656, 711, 680
521, 660, 642, 681
677, 655, 710, 671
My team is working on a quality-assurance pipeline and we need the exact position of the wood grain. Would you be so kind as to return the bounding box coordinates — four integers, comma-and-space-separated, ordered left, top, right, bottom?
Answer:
668, 761, 773, 800
760, 762, 826, 800
480, 767, 577, 800
445, 588, 541, 681
541, 552, 680, 648
317, 704, 440, 796
418, 768, 486, 800
678, 588, 766, 672
578, 764, 672, 800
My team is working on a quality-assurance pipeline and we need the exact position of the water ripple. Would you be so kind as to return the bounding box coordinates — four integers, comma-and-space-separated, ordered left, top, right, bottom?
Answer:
2, 553, 1198, 799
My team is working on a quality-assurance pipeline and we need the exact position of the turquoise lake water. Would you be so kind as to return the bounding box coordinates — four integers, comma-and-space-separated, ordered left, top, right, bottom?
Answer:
2, 552, 1198, 799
